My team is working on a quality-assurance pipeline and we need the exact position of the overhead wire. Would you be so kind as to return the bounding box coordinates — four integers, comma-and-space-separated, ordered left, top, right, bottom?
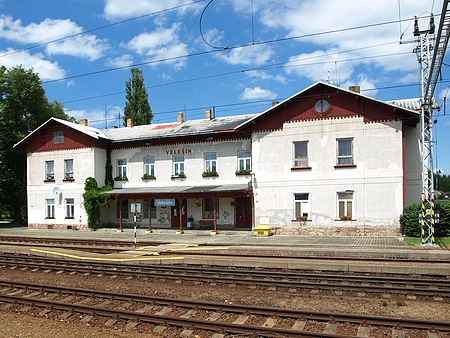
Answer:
43, 16, 421, 85
0, 0, 207, 59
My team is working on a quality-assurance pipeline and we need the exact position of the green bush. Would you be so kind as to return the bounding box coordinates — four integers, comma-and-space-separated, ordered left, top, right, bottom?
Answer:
399, 201, 450, 237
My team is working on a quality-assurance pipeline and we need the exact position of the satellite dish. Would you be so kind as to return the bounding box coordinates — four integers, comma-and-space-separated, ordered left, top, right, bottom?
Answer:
53, 187, 61, 195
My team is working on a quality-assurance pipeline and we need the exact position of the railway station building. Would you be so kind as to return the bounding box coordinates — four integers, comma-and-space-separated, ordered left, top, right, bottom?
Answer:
15, 82, 422, 236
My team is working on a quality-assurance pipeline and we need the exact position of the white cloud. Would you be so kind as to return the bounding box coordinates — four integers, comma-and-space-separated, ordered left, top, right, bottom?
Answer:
66, 105, 122, 129
46, 35, 108, 61
0, 48, 65, 81
285, 50, 354, 83
125, 24, 188, 69
241, 87, 276, 100
104, 0, 202, 20
244, 70, 286, 83
217, 45, 273, 66
106, 54, 134, 68
0, 14, 108, 60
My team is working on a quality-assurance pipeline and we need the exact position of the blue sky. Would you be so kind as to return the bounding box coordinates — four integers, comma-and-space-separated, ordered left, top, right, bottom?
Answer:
0, 0, 449, 175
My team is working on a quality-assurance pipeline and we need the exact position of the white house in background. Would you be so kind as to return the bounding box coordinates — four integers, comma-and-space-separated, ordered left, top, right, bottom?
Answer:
15, 82, 422, 236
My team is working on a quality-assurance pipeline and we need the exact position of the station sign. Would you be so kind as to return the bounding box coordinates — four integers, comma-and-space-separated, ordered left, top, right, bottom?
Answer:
154, 199, 176, 207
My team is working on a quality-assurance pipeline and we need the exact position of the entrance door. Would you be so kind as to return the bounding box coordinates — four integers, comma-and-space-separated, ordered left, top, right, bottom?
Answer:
235, 197, 252, 228
171, 199, 187, 228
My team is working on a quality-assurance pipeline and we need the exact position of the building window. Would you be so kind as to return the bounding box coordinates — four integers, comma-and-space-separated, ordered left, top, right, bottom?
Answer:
337, 138, 353, 165
64, 159, 73, 179
45, 161, 54, 180
204, 153, 217, 173
144, 157, 155, 176
46, 199, 55, 218
203, 198, 219, 219
238, 151, 251, 171
65, 198, 74, 218
117, 159, 127, 178
54, 131, 64, 144
117, 200, 129, 219
143, 199, 156, 219
294, 193, 309, 219
293, 141, 308, 167
173, 155, 185, 175
337, 192, 353, 219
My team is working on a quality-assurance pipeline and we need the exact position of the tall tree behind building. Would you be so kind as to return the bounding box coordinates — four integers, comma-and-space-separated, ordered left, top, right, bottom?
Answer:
123, 68, 152, 126
0, 65, 73, 222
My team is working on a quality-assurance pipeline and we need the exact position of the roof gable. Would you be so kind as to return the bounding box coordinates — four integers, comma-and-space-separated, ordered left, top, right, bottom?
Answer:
238, 82, 420, 132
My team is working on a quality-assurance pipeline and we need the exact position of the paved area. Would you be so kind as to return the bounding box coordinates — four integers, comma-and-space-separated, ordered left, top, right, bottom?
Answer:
0, 224, 411, 248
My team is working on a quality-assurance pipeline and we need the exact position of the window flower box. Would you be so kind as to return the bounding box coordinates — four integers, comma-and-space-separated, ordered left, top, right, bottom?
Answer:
114, 176, 128, 181
171, 172, 186, 179
202, 170, 218, 177
44, 179, 55, 183
63, 177, 75, 182
142, 174, 156, 180
340, 215, 352, 221
296, 216, 308, 221
235, 169, 251, 175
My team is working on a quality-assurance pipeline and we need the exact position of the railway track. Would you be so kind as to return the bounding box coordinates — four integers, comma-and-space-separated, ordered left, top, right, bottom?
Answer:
1, 254, 449, 300
0, 280, 449, 337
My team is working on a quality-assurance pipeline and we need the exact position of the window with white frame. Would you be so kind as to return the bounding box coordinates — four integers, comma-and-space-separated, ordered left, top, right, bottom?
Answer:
46, 199, 55, 218
117, 159, 127, 178
203, 198, 219, 219
53, 131, 64, 144
337, 192, 353, 219
204, 153, 217, 173
294, 193, 309, 219
64, 159, 73, 179
293, 141, 308, 167
173, 155, 185, 175
237, 151, 251, 171
45, 161, 54, 180
65, 198, 74, 218
337, 138, 353, 165
144, 157, 155, 176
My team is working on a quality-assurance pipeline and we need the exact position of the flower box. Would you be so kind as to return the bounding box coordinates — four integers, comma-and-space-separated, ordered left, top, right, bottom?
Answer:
114, 176, 128, 181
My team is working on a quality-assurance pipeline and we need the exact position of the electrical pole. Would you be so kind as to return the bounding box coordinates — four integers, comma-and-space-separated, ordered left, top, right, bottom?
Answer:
413, 14, 436, 245
413, 1, 450, 245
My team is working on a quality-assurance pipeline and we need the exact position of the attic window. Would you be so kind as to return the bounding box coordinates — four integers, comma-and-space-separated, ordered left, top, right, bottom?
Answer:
54, 131, 64, 144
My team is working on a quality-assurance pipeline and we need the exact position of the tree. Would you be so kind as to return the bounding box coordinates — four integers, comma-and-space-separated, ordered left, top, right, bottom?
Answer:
123, 67, 152, 126
0, 65, 72, 222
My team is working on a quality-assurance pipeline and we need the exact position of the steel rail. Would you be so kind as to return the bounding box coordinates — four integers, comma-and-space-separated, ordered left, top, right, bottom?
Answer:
1, 255, 449, 298
0, 281, 449, 335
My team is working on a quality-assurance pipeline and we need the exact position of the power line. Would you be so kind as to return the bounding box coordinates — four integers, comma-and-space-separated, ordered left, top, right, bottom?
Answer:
0, 0, 207, 59
44, 16, 419, 85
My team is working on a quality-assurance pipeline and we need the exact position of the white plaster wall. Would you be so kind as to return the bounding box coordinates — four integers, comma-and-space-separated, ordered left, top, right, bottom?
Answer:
404, 125, 421, 206
27, 148, 103, 228
110, 140, 251, 188
252, 117, 405, 228
101, 140, 251, 226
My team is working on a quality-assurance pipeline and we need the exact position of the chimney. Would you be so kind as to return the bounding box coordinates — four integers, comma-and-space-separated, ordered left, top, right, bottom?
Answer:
205, 109, 212, 120
126, 118, 133, 128
272, 101, 279, 107
177, 112, 184, 123
79, 119, 88, 126
349, 86, 360, 93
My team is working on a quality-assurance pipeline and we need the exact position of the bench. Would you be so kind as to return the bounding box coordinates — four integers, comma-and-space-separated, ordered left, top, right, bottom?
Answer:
198, 220, 214, 230
253, 225, 272, 236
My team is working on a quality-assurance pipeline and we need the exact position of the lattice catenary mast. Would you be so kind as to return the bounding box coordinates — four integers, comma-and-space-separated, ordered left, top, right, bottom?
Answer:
413, 0, 450, 245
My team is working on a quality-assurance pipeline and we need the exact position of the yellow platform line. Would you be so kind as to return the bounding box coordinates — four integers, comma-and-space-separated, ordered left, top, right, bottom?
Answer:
30, 248, 184, 263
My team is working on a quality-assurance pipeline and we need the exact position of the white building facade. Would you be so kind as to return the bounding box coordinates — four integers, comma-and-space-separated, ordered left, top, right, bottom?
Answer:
15, 82, 421, 235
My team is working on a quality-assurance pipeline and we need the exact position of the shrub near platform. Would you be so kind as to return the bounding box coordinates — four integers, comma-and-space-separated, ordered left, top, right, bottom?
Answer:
400, 201, 450, 237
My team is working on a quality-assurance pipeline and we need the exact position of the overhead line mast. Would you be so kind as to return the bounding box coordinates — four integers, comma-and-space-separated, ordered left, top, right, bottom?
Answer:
413, 0, 450, 245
